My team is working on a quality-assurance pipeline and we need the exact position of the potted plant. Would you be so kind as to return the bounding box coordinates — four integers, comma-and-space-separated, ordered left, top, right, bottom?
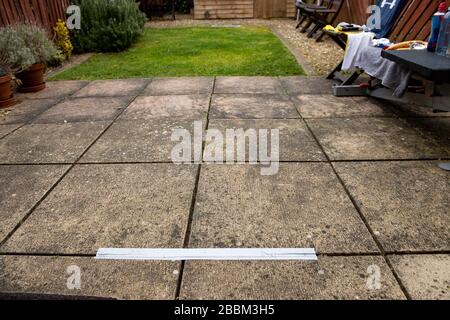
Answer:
0, 68, 15, 108
0, 24, 58, 93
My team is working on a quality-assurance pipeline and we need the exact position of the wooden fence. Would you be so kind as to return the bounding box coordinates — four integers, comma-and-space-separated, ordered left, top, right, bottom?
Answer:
0, 0, 70, 34
193, 0, 369, 20
2, 0, 449, 42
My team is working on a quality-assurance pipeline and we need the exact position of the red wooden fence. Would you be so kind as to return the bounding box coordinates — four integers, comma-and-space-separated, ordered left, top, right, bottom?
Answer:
0, 0, 70, 34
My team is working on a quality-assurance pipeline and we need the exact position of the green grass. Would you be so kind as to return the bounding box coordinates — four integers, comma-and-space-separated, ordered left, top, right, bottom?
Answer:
51, 26, 305, 80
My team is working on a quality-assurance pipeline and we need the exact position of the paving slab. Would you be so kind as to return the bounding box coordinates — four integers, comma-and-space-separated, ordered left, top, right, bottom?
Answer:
0, 122, 108, 164
72, 79, 149, 98
81, 119, 201, 163
403, 117, 450, 151
280, 76, 335, 95
390, 103, 450, 118
207, 119, 325, 161
143, 77, 214, 95
293, 95, 395, 118
189, 164, 378, 254
334, 161, 450, 252
180, 256, 405, 299
0, 124, 21, 139
120, 95, 210, 120
16, 81, 88, 100
33, 97, 132, 124
389, 254, 450, 300
307, 117, 448, 160
0, 165, 69, 243
0, 99, 59, 124
210, 94, 299, 119
0, 255, 179, 300
215, 77, 284, 94
0, 164, 197, 254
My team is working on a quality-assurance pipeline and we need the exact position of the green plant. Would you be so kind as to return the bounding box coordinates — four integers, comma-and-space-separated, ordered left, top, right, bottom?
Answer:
0, 24, 59, 72
54, 19, 73, 59
71, 0, 147, 53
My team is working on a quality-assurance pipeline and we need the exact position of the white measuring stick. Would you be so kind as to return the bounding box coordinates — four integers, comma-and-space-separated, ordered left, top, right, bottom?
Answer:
95, 248, 317, 261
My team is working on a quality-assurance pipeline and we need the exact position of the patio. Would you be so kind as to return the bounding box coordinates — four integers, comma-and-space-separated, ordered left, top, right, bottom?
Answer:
0, 76, 448, 299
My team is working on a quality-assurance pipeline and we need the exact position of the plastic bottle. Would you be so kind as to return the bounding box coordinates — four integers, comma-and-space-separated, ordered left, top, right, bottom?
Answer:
436, 7, 450, 56
427, 2, 447, 52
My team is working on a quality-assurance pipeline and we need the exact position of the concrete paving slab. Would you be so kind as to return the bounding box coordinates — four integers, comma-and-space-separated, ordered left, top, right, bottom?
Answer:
143, 77, 214, 95
120, 95, 210, 120
0, 164, 197, 254
215, 77, 283, 94
72, 79, 149, 97
180, 256, 405, 299
0, 122, 109, 164
16, 81, 88, 100
0, 165, 69, 242
0, 255, 179, 300
403, 117, 450, 151
207, 119, 326, 161
0, 99, 59, 124
189, 164, 378, 254
0, 124, 21, 139
390, 104, 450, 118
389, 254, 450, 300
33, 97, 132, 124
280, 76, 335, 95
81, 119, 200, 163
294, 95, 395, 118
334, 161, 450, 252
210, 94, 299, 119
307, 117, 448, 160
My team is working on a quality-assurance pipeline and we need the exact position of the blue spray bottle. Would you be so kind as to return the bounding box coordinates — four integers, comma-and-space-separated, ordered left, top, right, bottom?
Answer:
427, 2, 447, 52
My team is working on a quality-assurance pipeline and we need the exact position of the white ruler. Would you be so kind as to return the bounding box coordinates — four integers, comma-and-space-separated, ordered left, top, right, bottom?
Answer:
95, 248, 317, 261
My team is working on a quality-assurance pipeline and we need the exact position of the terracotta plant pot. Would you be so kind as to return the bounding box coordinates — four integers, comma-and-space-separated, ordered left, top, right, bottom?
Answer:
0, 74, 16, 109
17, 63, 46, 93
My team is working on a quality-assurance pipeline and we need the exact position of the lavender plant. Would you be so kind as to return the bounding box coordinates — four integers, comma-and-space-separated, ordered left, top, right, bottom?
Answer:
0, 24, 58, 73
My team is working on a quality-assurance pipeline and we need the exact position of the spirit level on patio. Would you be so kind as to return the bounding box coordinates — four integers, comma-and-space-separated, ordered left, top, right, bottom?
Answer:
95, 248, 318, 261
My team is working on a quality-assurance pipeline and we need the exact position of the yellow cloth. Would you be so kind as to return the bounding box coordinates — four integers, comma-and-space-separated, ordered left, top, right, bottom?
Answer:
323, 25, 363, 35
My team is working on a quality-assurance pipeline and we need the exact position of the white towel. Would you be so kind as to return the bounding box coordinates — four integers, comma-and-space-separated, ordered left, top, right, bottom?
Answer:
342, 32, 375, 71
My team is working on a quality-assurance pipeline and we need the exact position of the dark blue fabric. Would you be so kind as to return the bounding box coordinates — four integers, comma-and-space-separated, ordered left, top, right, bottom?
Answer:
371, 0, 408, 38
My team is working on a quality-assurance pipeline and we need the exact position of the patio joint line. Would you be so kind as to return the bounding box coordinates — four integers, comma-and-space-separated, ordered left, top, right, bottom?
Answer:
0, 123, 27, 141
0, 252, 96, 258
0, 98, 65, 138
280, 82, 412, 300
0, 89, 141, 249
385, 250, 450, 255
174, 76, 216, 300
2, 158, 450, 166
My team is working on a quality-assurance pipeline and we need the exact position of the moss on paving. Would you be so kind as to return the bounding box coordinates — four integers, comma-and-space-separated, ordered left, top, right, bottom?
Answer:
51, 26, 305, 80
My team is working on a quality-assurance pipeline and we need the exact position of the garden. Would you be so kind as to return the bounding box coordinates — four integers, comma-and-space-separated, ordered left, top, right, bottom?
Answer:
0, 0, 449, 302
0, 0, 303, 107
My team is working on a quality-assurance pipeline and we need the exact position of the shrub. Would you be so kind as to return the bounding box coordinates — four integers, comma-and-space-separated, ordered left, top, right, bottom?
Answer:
71, 0, 147, 53
54, 19, 73, 60
0, 24, 59, 72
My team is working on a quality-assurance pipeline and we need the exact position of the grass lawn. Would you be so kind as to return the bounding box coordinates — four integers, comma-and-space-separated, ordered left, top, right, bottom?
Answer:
50, 26, 305, 80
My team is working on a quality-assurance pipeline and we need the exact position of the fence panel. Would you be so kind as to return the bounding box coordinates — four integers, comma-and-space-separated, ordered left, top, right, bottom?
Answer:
0, 0, 70, 34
